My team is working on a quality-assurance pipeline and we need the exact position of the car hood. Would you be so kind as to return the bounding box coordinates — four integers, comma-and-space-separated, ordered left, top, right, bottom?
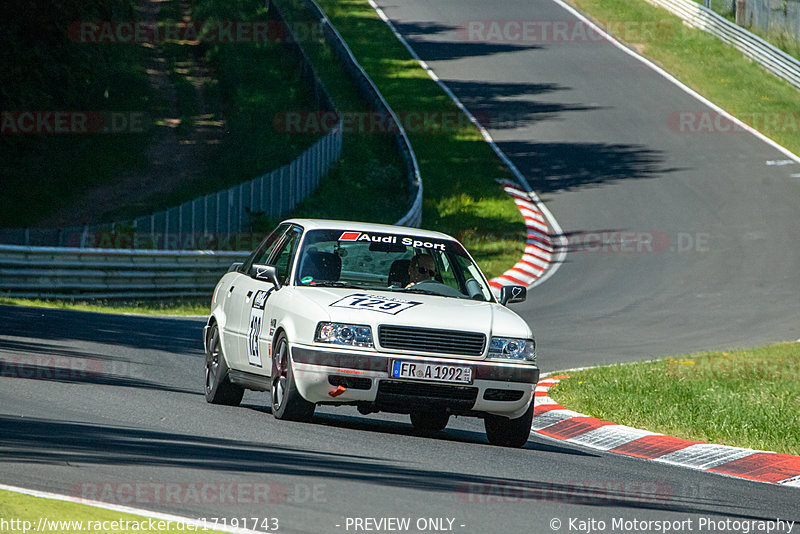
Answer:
293, 286, 532, 340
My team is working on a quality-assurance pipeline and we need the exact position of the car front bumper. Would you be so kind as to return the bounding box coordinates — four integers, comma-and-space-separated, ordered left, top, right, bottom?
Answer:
290, 344, 539, 419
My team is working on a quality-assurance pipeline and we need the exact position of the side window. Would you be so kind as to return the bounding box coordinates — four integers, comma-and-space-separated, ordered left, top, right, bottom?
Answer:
436, 253, 459, 291
271, 228, 302, 284
242, 224, 288, 272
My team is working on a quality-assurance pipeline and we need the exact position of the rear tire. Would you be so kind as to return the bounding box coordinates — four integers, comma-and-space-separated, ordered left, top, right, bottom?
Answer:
410, 410, 450, 431
484, 401, 534, 447
271, 333, 315, 422
204, 324, 245, 406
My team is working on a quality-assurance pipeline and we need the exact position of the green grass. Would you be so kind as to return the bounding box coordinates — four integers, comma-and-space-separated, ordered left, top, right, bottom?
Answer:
0, 297, 209, 317
757, 27, 800, 62
0, 489, 228, 534
276, 0, 526, 278
569, 0, 800, 155
549, 343, 800, 455
268, 0, 409, 227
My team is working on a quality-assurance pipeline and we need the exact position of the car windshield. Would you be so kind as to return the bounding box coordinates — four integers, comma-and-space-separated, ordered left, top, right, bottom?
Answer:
292, 229, 494, 302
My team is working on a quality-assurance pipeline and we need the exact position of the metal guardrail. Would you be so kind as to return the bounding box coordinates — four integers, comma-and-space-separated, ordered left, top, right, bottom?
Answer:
128, 128, 342, 240
0, 245, 246, 299
649, 0, 800, 89
743, 0, 800, 44
299, 0, 423, 228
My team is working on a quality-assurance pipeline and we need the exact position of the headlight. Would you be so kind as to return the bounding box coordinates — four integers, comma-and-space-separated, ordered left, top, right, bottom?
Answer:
315, 322, 374, 348
488, 337, 535, 362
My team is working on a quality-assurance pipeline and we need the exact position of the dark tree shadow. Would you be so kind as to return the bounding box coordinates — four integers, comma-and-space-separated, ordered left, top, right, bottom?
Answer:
0, 415, 791, 520
444, 79, 599, 130
407, 40, 542, 62
498, 141, 682, 193
0, 305, 204, 355
391, 18, 544, 62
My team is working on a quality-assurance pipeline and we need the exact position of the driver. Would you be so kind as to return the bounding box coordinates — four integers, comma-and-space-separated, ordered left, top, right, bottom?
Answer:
407, 254, 437, 287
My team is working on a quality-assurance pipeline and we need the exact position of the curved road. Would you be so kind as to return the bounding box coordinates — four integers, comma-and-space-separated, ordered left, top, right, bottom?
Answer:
2, 0, 800, 532
376, 0, 800, 369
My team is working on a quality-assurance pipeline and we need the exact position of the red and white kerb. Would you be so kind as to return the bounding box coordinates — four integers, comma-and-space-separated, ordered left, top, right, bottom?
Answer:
533, 376, 800, 487
489, 180, 554, 293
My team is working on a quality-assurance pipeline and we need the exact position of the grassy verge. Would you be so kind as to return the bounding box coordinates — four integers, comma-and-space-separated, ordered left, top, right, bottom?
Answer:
261, 0, 408, 227
569, 0, 800, 155
549, 343, 800, 455
277, 0, 526, 278
0, 489, 228, 534
0, 298, 209, 317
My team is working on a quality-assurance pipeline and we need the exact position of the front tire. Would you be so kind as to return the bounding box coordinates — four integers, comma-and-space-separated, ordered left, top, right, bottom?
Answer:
271, 333, 315, 422
484, 401, 534, 447
410, 410, 450, 431
205, 324, 245, 406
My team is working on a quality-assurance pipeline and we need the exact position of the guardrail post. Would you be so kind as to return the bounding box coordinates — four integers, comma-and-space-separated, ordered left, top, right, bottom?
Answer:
736, 0, 746, 25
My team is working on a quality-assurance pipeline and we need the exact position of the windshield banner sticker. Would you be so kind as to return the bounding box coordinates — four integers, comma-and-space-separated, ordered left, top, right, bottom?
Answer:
330, 293, 422, 315
338, 232, 446, 251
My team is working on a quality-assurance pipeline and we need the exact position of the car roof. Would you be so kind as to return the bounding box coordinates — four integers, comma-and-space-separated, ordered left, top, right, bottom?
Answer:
284, 218, 457, 241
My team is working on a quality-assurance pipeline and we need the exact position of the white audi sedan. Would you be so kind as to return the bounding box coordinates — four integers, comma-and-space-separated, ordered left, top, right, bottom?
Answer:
204, 219, 539, 447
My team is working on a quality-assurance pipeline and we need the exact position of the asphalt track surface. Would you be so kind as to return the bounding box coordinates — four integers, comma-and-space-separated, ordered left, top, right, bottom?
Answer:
2, 0, 800, 532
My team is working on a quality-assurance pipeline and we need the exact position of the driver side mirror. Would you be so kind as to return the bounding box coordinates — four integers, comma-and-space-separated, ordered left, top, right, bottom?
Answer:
250, 264, 281, 289
499, 285, 526, 306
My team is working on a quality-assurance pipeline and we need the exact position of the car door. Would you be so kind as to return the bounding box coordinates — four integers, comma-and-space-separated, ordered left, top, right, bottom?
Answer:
239, 225, 302, 374
219, 270, 252, 363
222, 224, 289, 370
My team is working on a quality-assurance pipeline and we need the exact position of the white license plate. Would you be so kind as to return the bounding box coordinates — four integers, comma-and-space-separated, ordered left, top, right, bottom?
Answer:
391, 360, 473, 384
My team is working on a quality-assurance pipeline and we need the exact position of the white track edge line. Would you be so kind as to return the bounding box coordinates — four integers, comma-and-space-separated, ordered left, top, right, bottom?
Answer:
366, 0, 568, 289
0, 484, 262, 534
548, 0, 800, 165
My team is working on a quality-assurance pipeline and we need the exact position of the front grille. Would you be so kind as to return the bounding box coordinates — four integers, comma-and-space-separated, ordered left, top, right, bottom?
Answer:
483, 389, 525, 402
378, 325, 486, 356
376, 380, 478, 412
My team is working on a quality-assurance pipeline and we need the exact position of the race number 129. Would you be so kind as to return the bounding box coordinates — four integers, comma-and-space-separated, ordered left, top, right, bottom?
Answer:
329, 293, 422, 315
